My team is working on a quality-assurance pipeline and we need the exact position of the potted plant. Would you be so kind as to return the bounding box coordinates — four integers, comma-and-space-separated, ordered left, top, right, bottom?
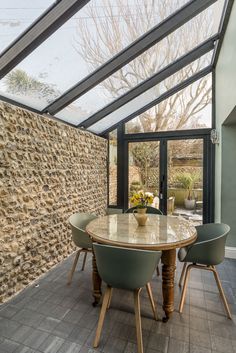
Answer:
175, 172, 199, 210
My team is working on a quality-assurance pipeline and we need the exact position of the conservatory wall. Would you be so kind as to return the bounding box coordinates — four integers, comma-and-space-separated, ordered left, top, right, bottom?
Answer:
215, 0, 236, 249
0, 102, 107, 302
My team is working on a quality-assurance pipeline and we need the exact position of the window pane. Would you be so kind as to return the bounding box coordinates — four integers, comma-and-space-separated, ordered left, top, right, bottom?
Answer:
109, 129, 117, 205
125, 73, 212, 133
128, 141, 160, 209
55, 0, 224, 125
0, 0, 54, 54
0, 0, 190, 110
88, 53, 212, 133
167, 139, 203, 225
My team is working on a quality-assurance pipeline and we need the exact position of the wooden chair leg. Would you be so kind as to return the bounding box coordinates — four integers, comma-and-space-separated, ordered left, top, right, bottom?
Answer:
179, 262, 187, 287
134, 288, 144, 353
81, 251, 88, 271
211, 266, 232, 319
67, 249, 82, 285
179, 264, 192, 313
94, 286, 112, 348
107, 288, 113, 309
146, 283, 157, 320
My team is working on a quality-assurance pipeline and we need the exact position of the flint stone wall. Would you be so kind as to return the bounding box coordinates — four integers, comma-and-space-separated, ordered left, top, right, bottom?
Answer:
0, 102, 107, 303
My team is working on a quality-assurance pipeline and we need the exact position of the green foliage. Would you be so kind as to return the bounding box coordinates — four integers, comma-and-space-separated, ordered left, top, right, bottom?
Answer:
129, 180, 142, 196
175, 172, 200, 200
5, 69, 59, 101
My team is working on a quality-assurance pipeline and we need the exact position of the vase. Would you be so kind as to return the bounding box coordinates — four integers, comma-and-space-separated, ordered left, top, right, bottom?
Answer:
133, 208, 147, 226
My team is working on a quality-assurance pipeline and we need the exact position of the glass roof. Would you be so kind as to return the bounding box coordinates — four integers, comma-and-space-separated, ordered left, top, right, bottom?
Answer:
55, 1, 223, 126
0, 0, 54, 54
0, 0, 228, 134
0, 0, 192, 110
87, 52, 213, 133
125, 73, 212, 133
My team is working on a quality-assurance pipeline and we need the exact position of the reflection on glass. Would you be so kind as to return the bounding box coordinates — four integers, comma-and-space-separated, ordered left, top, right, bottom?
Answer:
128, 141, 160, 210
0, 0, 53, 54
109, 129, 117, 205
56, 0, 223, 125
167, 139, 203, 225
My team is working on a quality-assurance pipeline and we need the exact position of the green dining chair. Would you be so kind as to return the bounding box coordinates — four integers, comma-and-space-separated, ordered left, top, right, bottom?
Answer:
125, 206, 163, 215
178, 223, 232, 319
125, 206, 162, 276
93, 244, 161, 353
67, 212, 97, 285
106, 207, 124, 215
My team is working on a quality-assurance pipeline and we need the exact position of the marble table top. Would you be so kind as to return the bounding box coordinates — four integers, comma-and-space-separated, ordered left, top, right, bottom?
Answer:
86, 214, 197, 250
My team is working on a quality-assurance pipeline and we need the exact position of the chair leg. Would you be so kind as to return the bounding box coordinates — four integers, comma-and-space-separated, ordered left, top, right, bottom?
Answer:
134, 288, 144, 353
94, 286, 112, 348
81, 251, 88, 271
179, 264, 192, 313
107, 288, 113, 309
211, 266, 232, 319
67, 249, 82, 285
146, 283, 158, 320
179, 262, 187, 287
156, 265, 160, 276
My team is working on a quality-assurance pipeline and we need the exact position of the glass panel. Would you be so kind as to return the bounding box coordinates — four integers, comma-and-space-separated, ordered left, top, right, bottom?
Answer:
109, 129, 117, 205
167, 139, 203, 225
128, 141, 160, 210
125, 73, 212, 133
0, 0, 54, 54
0, 0, 190, 111
89, 56, 212, 134
56, 0, 223, 125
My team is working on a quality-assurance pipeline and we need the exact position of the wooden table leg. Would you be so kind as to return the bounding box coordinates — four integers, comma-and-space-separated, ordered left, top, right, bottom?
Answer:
92, 249, 102, 306
161, 249, 176, 322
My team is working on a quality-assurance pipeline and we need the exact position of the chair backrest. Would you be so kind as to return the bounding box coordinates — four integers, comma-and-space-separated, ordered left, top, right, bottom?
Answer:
106, 208, 123, 215
186, 223, 230, 265
93, 243, 161, 290
69, 213, 97, 249
124, 206, 163, 215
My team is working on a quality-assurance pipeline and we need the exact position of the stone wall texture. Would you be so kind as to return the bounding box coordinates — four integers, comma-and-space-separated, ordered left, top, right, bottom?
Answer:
0, 102, 107, 303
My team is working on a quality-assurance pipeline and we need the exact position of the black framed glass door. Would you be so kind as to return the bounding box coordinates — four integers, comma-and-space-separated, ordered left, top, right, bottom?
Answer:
123, 133, 213, 224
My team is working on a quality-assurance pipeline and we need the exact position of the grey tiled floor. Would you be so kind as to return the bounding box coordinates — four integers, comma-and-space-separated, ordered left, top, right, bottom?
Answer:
1, 254, 236, 353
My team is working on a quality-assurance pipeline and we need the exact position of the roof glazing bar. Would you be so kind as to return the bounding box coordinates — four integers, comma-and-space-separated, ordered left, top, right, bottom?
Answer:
212, 0, 234, 68
45, 0, 217, 115
100, 65, 212, 136
79, 35, 218, 129
0, 0, 90, 79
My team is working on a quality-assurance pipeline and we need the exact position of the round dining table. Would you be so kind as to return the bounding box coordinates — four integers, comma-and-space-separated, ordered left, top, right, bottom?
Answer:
86, 213, 197, 321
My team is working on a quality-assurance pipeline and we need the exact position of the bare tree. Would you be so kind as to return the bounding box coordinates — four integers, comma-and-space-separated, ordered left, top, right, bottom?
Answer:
74, 0, 213, 133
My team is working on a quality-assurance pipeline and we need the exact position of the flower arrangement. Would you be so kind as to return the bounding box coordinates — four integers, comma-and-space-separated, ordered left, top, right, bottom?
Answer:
130, 191, 154, 208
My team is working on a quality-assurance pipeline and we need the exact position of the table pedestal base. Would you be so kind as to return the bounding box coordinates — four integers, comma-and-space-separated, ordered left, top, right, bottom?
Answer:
161, 249, 176, 322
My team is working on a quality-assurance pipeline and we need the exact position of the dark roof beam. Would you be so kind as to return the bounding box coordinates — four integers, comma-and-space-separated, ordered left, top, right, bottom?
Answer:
80, 35, 218, 129
45, 0, 218, 114
99, 65, 212, 136
0, 0, 90, 78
